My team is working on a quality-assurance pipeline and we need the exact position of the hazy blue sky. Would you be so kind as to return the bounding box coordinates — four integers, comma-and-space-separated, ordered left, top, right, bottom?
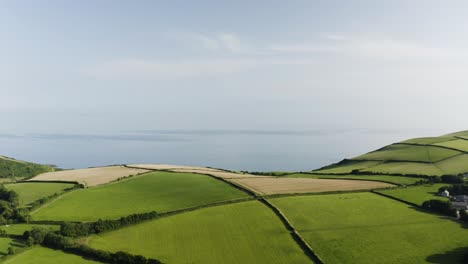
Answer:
2, 1, 468, 135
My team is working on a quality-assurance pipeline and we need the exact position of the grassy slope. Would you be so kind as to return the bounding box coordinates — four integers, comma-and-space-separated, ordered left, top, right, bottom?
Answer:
435, 139, 468, 152
315, 160, 382, 174
89, 201, 312, 264
0, 157, 53, 179
360, 162, 444, 176
5, 182, 75, 207
286, 173, 422, 185
313, 131, 468, 176
436, 154, 468, 175
376, 184, 449, 205
32, 171, 249, 222
0, 224, 59, 236
353, 144, 460, 162
3, 247, 101, 264
270, 193, 468, 264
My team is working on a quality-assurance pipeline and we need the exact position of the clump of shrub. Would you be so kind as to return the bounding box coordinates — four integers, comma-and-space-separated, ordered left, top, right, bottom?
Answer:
441, 175, 464, 184
422, 200, 458, 217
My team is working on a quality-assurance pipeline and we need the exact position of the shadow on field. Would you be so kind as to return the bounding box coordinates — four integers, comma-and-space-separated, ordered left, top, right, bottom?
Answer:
10, 238, 27, 248
426, 247, 468, 264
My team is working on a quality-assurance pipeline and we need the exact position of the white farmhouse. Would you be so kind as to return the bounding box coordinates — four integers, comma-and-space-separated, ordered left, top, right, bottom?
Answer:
440, 190, 450, 197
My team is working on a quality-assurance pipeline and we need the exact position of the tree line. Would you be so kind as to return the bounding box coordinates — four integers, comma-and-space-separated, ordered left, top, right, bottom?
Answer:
60, 211, 158, 237
23, 227, 161, 264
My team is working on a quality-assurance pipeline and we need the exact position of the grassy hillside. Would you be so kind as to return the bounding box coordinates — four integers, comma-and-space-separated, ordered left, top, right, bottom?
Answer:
270, 193, 468, 264
32, 171, 249, 222
89, 201, 312, 264
5, 182, 75, 207
3, 247, 102, 264
313, 131, 468, 177
0, 156, 53, 179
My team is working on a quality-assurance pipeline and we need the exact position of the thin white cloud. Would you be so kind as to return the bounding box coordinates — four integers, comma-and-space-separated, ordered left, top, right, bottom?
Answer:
269, 35, 457, 60
217, 33, 243, 53
84, 58, 259, 80
169, 32, 250, 54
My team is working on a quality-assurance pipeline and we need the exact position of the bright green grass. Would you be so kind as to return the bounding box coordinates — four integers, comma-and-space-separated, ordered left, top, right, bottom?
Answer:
32, 171, 249, 222
0, 237, 25, 256
286, 173, 423, 185
360, 162, 444, 176
434, 139, 468, 152
353, 144, 460, 163
376, 184, 448, 206
5, 182, 75, 207
0, 224, 59, 236
314, 160, 382, 174
436, 154, 468, 175
3, 247, 101, 264
89, 201, 312, 264
400, 137, 455, 145
270, 193, 468, 264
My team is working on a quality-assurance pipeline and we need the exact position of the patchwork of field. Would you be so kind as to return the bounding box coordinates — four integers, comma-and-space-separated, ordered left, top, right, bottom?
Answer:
0, 224, 59, 236
315, 160, 382, 174
129, 163, 257, 179
5, 182, 75, 207
353, 144, 460, 162
128, 164, 223, 172
360, 162, 444, 175
436, 154, 468, 175
270, 193, 468, 264
375, 184, 449, 206
230, 177, 393, 195
400, 137, 455, 145
31, 171, 249, 222
435, 139, 468, 152
3, 247, 100, 264
313, 133, 468, 176
89, 201, 312, 264
29, 166, 150, 187
286, 173, 423, 185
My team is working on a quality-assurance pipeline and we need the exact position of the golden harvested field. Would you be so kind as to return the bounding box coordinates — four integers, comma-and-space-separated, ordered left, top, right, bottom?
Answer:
29, 166, 150, 187
230, 178, 394, 195
128, 164, 223, 172
128, 164, 256, 179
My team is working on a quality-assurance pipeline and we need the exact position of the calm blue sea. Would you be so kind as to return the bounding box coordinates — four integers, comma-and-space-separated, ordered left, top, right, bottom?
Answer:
0, 129, 446, 171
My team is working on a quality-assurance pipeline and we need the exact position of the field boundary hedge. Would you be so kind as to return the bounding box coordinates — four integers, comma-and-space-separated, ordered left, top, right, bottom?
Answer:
371, 190, 420, 207
259, 198, 325, 264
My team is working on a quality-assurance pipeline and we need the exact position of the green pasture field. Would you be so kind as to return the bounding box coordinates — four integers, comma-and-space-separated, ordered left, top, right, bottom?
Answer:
0, 224, 59, 236
314, 160, 382, 174
375, 184, 448, 206
400, 137, 454, 145
3, 247, 101, 264
435, 139, 468, 152
436, 154, 468, 175
360, 162, 444, 176
286, 173, 423, 185
270, 192, 468, 264
353, 144, 460, 163
89, 201, 312, 264
31, 171, 249, 222
0, 237, 25, 256
5, 182, 75, 207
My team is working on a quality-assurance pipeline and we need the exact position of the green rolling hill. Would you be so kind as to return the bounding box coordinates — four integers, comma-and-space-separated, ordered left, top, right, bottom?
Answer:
0, 155, 54, 179
313, 130, 468, 177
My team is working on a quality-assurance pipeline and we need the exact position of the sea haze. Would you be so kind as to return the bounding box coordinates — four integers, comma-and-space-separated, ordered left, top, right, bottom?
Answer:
0, 128, 446, 171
